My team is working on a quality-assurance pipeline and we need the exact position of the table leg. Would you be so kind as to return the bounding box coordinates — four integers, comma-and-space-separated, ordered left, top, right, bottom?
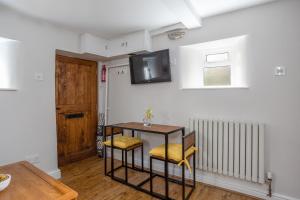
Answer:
141, 144, 144, 171
121, 129, 124, 166
125, 150, 128, 183
165, 134, 169, 199
104, 145, 107, 175
132, 130, 135, 168
150, 156, 153, 193
182, 128, 185, 200
111, 127, 114, 178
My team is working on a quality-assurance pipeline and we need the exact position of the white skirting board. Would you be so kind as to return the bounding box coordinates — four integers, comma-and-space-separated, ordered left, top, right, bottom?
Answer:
106, 155, 299, 200
48, 169, 61, 179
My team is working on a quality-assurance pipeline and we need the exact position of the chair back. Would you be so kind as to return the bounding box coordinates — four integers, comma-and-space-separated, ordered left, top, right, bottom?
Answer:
182, 131, 195, 151
104, 126, 123, 137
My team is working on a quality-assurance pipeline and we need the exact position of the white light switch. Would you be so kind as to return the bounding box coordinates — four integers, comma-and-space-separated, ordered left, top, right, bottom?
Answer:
274, 66, 286, 76
34, 72, 44, 81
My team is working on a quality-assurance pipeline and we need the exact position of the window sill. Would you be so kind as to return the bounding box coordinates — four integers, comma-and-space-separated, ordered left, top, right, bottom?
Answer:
0, 88, 18, 91
181, 86, 249, 90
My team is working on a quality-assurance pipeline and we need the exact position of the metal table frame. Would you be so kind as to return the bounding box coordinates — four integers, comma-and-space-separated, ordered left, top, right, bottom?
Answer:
104, 122, 195, 200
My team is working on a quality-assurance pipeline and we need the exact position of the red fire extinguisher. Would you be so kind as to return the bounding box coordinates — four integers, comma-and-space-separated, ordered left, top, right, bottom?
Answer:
101, 65, 106, 82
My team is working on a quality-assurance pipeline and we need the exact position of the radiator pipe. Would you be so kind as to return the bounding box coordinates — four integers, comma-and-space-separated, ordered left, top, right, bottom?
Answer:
267, 178, 272, 197
266, 172, 272, 197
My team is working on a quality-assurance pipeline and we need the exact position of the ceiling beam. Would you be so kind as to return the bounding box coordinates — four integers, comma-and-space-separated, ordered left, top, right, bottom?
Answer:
161, 0, 202, 29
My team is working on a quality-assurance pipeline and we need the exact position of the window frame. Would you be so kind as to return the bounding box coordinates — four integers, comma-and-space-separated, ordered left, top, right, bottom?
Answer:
205, 52, 230, 63
201, 50, 232, 86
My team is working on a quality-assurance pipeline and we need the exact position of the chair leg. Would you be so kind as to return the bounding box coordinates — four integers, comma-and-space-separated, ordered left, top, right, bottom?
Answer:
132, 149, 135, 169
104, 145, 107, 175
182, 163, 185, 200
121, 150, 124, 167
125, 150, 128, 183
141, 144, 144, 172
150, 157, 153, 194
193, 152, 196, 188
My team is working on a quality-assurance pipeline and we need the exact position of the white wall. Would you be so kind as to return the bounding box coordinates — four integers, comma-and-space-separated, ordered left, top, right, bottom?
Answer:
107, 1, 300, 199
0, 7, 80, 176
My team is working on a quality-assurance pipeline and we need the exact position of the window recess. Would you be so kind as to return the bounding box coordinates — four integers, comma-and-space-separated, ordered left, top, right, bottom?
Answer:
0, 37, 19, 91
178, 35, 248, 89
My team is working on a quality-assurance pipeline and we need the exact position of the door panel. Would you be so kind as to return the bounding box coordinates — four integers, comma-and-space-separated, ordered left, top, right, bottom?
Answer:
65, 112, 90, 153
56, 55, 97, 166
77, 65, 91, 105
56, 62, 78, 105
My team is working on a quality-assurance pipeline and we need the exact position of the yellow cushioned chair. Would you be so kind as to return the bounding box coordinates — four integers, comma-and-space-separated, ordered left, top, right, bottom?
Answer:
103, 135, 142, 149
149, 143, 196, 172
149, 131, 197, 200
104, 126, 144, 183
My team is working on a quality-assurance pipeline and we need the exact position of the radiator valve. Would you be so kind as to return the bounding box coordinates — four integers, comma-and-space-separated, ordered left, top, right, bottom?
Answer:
266, 172, 272, 197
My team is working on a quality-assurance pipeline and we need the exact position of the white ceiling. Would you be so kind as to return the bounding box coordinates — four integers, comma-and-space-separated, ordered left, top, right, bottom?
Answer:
0, 0, 275, 39
188, 0, 275, 18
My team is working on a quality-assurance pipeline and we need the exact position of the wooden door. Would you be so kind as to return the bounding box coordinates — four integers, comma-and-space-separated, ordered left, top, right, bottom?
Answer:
56, 55, 98, 166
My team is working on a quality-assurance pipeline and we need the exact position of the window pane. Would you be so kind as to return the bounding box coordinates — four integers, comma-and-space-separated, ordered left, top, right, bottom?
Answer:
203, 66, 231, 86
206, 52, 229, 63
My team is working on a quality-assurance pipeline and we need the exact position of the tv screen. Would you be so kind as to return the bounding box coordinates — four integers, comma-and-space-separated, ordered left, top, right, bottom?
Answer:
129, 49, 171, 84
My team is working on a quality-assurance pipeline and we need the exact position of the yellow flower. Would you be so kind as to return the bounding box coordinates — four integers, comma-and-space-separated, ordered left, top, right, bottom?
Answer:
145, 108, 153, 120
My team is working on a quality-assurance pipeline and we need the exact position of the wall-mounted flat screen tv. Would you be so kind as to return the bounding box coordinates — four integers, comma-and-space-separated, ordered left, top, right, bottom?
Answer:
129, 49, 171, 84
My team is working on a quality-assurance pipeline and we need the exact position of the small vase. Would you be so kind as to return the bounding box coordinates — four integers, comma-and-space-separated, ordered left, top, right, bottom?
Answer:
143, 118, 151, 127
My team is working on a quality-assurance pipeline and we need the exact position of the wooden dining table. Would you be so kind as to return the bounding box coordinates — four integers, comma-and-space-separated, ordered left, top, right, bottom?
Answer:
0, 161, 78, 200
109, 122, 185, 200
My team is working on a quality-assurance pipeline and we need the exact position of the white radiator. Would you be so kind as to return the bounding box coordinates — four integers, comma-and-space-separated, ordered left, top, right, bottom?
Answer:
189, 118, 265, 184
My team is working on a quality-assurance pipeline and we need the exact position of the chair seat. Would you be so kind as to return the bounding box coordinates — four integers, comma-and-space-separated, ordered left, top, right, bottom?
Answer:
103, 136, 142, 149
149, 144, 196, 163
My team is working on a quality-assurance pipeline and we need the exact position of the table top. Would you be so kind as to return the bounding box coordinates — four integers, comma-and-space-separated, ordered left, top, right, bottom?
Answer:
0, 161, 78, 200
111, 122, 184, 134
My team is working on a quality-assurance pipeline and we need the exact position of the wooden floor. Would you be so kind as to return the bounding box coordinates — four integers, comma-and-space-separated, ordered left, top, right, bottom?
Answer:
60, 156, 260, 200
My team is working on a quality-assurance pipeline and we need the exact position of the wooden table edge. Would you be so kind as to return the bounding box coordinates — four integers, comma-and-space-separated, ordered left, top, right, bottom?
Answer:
111, 122, 184, 134
1, 161, 78, 200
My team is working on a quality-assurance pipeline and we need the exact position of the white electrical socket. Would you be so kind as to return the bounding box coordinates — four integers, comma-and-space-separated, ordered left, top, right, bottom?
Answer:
34, 72, 44, 81
274, 66, 286, 76
26, 154, 40, 164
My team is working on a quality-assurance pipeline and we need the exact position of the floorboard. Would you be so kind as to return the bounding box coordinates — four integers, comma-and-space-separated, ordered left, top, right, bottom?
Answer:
60, 156, 261, 200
